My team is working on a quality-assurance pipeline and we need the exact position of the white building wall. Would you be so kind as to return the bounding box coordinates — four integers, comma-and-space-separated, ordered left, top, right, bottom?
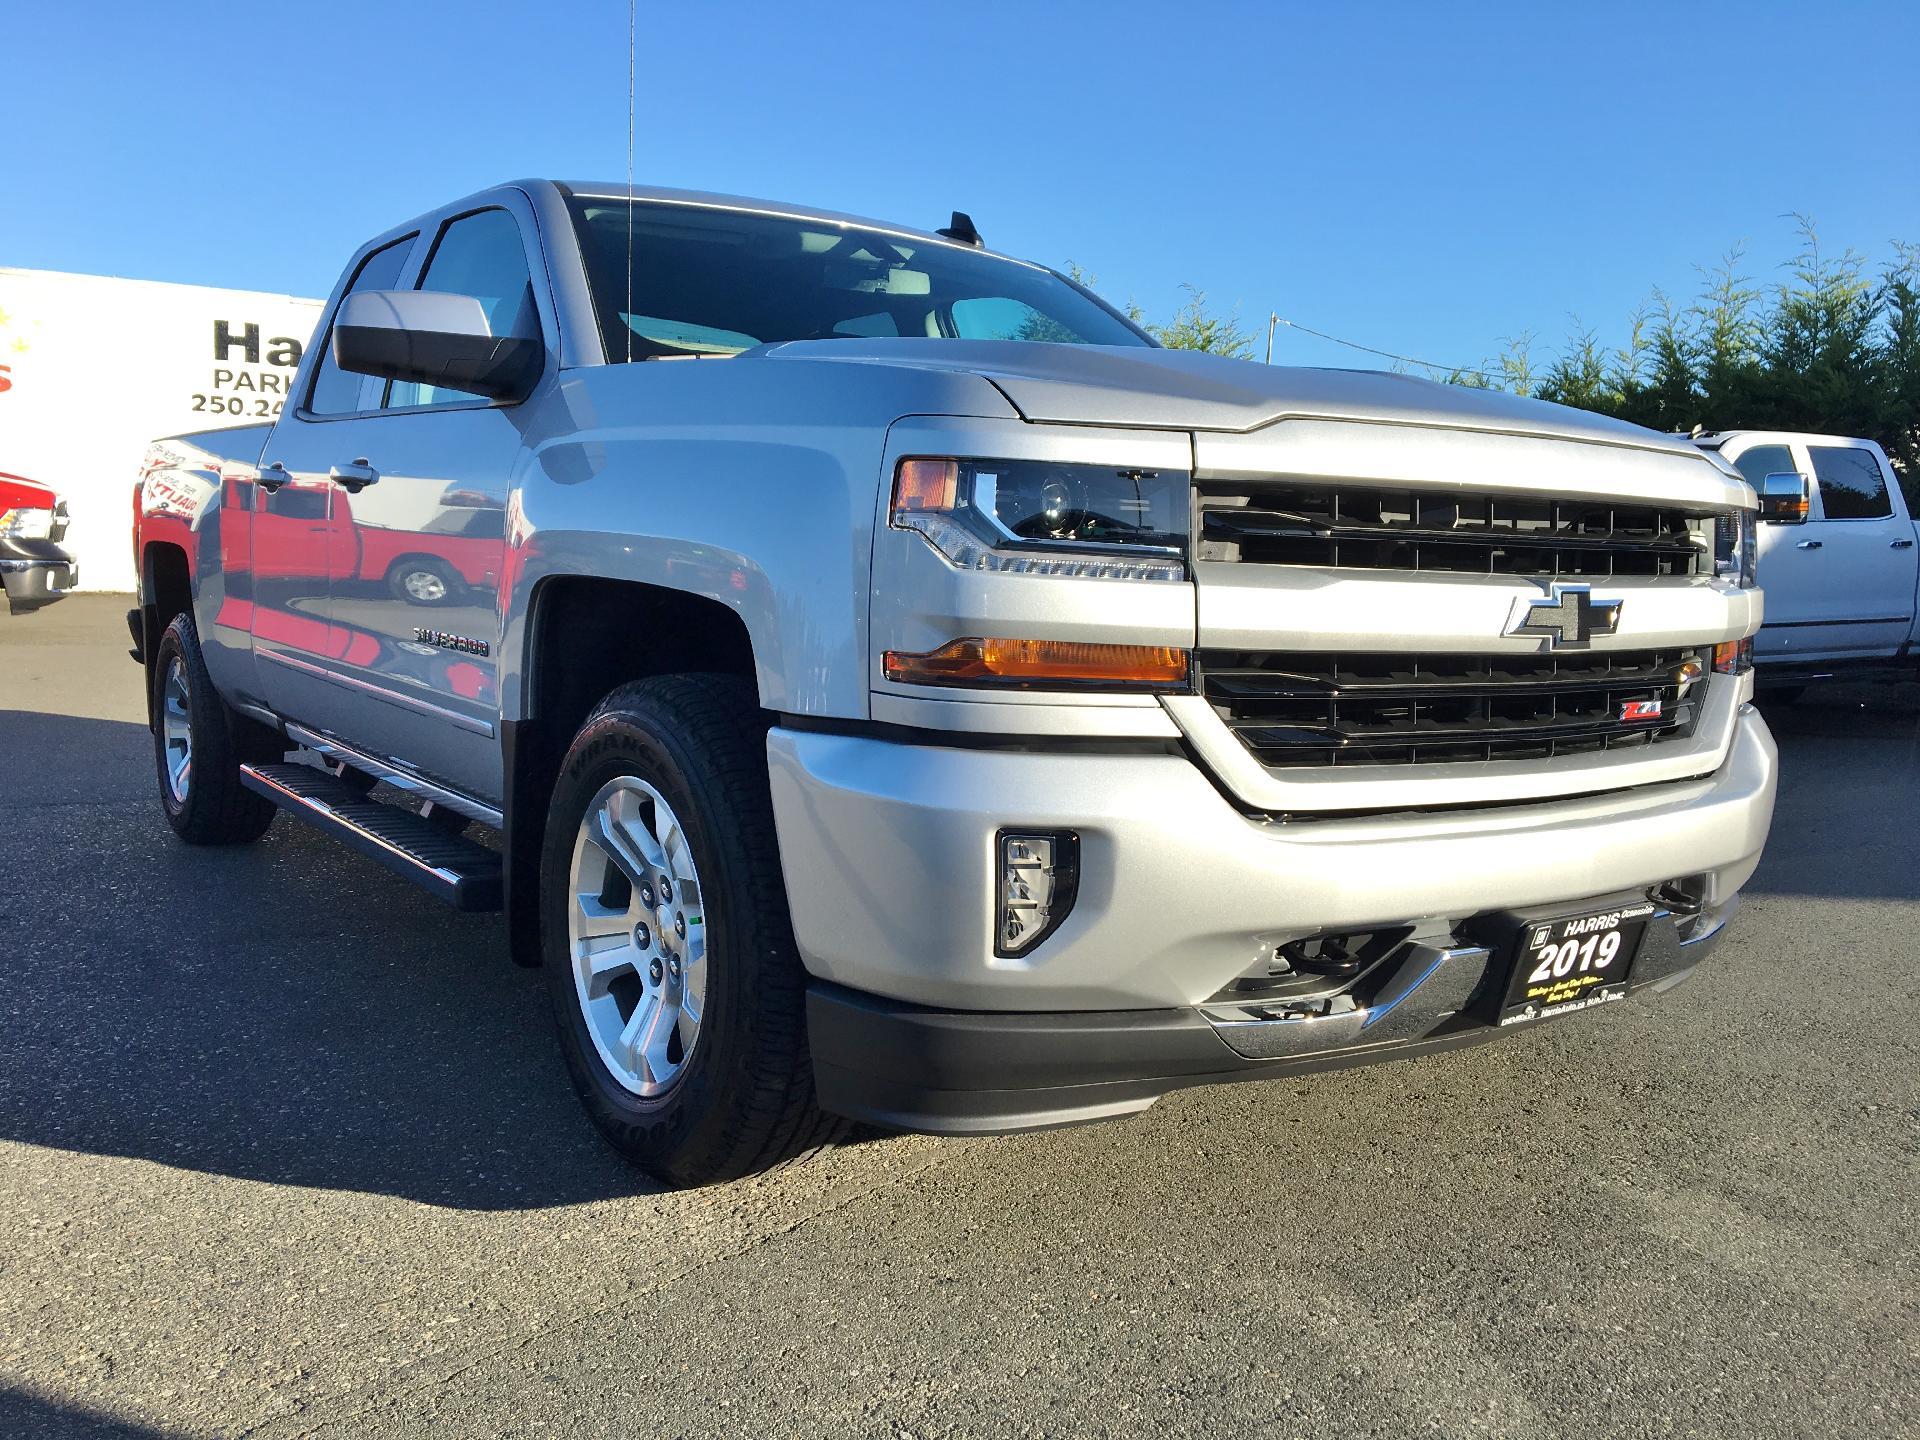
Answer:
0, 268, 323, 592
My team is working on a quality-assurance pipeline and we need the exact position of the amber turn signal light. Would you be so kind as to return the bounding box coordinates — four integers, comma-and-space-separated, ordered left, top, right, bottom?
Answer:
1712, 637, 1753, 675
883, 637, 1190, 689
892, 458, 960, 517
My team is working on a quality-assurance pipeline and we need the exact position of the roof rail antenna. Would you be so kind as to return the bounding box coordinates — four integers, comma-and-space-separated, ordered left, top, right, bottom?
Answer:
937, 211, 984, 248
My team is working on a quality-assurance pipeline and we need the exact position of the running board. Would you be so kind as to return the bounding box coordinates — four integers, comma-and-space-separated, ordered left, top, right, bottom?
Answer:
240, 762, 504, 911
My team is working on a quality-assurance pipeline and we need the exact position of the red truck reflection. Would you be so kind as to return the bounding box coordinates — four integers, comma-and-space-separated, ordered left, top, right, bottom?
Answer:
249, 482, 501, 605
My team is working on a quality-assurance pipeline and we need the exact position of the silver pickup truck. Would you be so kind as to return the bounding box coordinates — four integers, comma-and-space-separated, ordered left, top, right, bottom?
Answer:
131, 180, 1777, 1185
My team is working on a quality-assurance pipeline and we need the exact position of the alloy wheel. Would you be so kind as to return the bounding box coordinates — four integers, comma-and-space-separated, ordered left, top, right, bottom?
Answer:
567, 776, 708, 1096
161, 655, 192, 804
403, 569, 448, 603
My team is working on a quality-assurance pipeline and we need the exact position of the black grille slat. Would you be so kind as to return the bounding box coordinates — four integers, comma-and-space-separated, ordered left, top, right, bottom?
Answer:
1196, 483, 1709, 578
1199, 648, 1707, 770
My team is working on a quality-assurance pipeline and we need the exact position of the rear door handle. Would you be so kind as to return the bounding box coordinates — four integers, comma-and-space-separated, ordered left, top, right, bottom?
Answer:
1796, 539, 1823, 550
1893, 538, 1915, 549
329, 459, 380, 493
255, 461, 290, 493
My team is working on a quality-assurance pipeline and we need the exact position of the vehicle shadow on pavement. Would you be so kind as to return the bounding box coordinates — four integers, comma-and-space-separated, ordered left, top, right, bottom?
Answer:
1744, 687, 1920, 903
0, 709, 665, 1210
2, 691, 1908, 1213
0, 1386, 175, 1440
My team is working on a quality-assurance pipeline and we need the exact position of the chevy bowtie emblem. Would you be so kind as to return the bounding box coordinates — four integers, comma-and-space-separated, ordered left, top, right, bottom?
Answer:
1506, 584, 1622, 649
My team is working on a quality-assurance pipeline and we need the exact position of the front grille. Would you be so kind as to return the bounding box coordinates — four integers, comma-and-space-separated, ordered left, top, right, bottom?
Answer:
1196, 483, 1709, 577
1198, 648, 1707, 768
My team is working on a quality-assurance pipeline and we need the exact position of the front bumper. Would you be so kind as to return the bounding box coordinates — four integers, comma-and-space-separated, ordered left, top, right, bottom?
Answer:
809, 898, 1736, 1133
0, 540, 77, 614
767, 703, 1776, 1012
771, 701, 1776, 1133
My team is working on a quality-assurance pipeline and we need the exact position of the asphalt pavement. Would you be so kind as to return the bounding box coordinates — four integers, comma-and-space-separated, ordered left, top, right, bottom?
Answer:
1, 595, 1915, 1439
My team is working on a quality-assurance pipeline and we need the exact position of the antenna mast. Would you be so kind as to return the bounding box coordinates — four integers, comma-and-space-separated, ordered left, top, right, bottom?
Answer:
625, 0, 635, 364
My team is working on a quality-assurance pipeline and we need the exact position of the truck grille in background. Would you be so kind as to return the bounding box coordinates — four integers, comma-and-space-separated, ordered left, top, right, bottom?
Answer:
1195, 483, 1709, 577
1197, 648, 1707, 768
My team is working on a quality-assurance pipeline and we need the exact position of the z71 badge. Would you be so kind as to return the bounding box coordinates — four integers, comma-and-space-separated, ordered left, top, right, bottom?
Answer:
413, 628, 490, 656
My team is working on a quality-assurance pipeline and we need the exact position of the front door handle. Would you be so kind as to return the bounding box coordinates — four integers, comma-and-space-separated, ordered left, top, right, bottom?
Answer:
1796, 539, 1823, 550
329, 459, 380, 493
255, 461, 290, 493
1893, 538, 1915, 550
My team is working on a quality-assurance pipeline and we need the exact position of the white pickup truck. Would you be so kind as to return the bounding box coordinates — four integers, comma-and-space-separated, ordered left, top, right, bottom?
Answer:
1695, 431, 1920, 691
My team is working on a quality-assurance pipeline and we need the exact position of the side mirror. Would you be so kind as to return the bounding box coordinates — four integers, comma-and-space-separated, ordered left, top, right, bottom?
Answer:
333, 290, 541, 403
1758, 471, 1811, 524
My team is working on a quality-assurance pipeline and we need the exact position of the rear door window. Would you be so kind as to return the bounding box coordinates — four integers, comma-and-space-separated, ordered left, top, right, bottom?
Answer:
307, 237, 415, 416
1809, 445, 1893, 520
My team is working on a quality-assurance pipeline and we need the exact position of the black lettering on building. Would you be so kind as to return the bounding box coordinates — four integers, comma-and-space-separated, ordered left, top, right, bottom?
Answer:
213, 320, 261, 364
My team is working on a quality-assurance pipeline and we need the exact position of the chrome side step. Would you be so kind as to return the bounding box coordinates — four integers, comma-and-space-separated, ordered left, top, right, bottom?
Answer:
282, 722, 503, 828
240, 762, 504, 912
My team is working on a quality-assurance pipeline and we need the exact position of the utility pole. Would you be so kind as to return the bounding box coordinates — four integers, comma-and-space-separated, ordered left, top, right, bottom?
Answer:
1265, 313, 1278, 365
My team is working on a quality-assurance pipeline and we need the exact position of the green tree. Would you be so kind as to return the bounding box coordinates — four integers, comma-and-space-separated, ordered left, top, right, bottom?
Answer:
1148, 284, 1254, 359
1466, 217, 1919, 507
1878, 243, 1920, 480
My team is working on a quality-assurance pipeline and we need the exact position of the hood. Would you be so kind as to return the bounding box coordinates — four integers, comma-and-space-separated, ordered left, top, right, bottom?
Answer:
762, 339, 1699, 456
0, 473, 59, 509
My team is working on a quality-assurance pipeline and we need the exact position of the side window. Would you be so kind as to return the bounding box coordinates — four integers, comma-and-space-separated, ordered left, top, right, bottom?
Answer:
387, 209, 537, 409
1809, 445, 1892, 520
275, 487, 331, 520
307, 237, 415, 416
1730, 444, 1795, 489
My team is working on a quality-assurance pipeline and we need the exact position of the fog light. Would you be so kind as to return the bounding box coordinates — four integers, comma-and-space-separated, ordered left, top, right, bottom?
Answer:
996, 830, 1079, 957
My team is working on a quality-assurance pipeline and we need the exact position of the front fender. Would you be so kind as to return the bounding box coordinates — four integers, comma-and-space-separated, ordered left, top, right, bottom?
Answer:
502, 362, 1015, 721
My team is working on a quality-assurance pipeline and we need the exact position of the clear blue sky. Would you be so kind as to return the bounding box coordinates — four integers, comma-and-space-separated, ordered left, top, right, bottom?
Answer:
9, 1, 1918, 374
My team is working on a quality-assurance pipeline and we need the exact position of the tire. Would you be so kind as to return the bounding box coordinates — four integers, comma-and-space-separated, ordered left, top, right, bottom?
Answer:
539, 673, 843, 1187
386, 557, 461, 606
152, 612, 277, 845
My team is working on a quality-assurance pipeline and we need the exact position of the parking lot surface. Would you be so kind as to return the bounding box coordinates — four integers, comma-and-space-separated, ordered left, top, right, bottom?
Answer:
1, 596, 1915, 1439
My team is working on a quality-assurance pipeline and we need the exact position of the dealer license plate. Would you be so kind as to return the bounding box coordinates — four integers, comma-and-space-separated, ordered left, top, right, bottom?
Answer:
1498, 901, 1653, 1025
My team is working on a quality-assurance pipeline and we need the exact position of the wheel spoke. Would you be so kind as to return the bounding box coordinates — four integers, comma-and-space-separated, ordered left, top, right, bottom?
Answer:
637, 992, 678, 1083
583, 945, 639, 999
587, 806, 654, 891
573, 893, 630, 944
653, 806, 687, 874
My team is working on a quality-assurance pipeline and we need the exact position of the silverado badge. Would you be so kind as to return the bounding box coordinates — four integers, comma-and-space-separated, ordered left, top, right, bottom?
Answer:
1506, 584, 1622, 649
413, 627, 490, 656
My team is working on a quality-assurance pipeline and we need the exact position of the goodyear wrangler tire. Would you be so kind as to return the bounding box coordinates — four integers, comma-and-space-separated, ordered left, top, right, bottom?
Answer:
539, 673, 843, 1187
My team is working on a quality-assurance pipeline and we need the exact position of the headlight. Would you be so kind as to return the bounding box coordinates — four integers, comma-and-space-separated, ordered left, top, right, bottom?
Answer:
891, 457, 1188, 581
0, 507, 55, 540
1714, 509, 1757, 588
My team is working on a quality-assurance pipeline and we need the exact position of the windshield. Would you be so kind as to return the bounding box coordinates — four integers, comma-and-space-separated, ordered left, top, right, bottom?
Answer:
566, 197, 1149, 359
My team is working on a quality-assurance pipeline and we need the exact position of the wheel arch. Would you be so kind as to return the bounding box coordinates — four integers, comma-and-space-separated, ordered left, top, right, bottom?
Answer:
137, 540, 194, 726
500, 574, 761, 968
